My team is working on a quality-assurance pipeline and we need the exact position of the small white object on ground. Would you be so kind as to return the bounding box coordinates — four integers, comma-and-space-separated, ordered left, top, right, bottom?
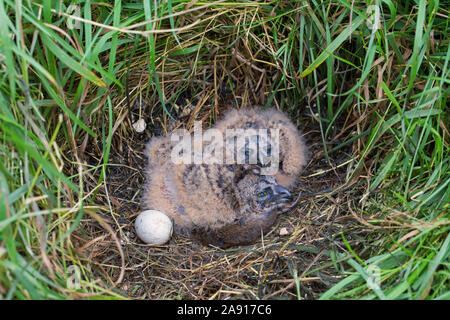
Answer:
279, 227, 289, 236
132, 118, 147, 133
135, 210, 173, 244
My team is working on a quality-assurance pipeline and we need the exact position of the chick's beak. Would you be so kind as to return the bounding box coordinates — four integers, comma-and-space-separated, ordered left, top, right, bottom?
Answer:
273, 185, 292, 202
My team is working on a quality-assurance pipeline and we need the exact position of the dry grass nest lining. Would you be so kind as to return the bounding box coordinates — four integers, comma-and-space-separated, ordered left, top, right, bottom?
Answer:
70, 37, 378, 298
72, 88, 376, 300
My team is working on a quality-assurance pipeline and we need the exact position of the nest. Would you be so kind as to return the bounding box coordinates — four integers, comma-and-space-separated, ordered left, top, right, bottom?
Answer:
72, 84, 374, 299
67, 9, 377, 299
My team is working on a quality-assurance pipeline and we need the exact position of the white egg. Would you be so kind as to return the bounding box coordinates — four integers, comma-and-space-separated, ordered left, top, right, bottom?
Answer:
135, 210, 173, 244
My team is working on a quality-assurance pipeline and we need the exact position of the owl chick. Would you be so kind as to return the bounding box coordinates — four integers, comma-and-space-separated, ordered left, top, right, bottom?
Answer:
190, 173, 292, 247
140, 107, 307, 247
142, 159, 292, 247
214, 107, 308, 188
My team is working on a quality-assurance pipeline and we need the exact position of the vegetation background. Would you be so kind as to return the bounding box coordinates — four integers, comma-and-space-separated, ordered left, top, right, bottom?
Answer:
0, 0, 448, 299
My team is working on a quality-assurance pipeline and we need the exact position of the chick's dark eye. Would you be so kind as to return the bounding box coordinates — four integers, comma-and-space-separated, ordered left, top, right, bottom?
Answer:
257, 191, 267, 198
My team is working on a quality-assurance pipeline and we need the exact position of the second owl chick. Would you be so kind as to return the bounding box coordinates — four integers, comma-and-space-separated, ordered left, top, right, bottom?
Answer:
214, 107, 308, 188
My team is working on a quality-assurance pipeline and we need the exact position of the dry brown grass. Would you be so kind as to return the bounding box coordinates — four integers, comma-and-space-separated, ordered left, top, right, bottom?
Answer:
71, 45, 375, 298
7, 1, 444, 300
